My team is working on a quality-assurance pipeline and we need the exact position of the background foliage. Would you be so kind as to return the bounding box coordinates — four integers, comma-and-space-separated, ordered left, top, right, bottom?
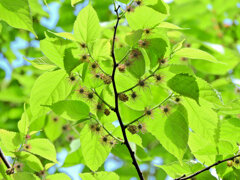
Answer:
0, 0, 240, 180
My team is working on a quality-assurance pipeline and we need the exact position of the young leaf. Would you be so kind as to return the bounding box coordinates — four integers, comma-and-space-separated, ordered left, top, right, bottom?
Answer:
40, 37, 71, 69
0, 0, 36, 37
0, 129, 21, 156
80, 125, 111, 171
30, 69, 73, 117
167, 73, 199, 104
74, 5, 100, 44
18, 108, 30, 136
174, 48, 220, 63
44, 116, 66, 141
47, 100, 90, 121
27, 138, 57, 162
19, 151, 44, 172
126, 6, 166, 30
25, 57, 56, 71
145, 105, 188, 162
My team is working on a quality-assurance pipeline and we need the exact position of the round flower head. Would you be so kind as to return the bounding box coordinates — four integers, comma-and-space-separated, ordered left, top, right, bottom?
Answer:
161, 105, 171, 115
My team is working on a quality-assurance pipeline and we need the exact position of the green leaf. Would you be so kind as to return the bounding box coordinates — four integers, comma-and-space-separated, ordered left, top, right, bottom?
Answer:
27, 138, 57, 162
174, 48, 220, 63
89, 39, 111, 61
48, 31, 76, 41
63, 48, 81, 74
0, 0, 36, 37
80, 125, 111, 171
74, 5, 100, 44
168, 73, 199, 104
63, 150, 84, 167
29, 0, 49, 17
13, 172, 40, 180
168, 64, 194, 75
183, 99, 219, 165
157, 160, 216, 179
46, 173, 71, 180
40, 37, 72, 69
79, 171, 119, 180
71, 0, 83, 7
30, 69, 73, 117
157, 22, 186, 30
145, 105, 188, 162
126, 6, 166, 30
172, 39, 185, 52
44, 115, 66, 141
0, 129, 21, 156
48, 100, 90, 121
127, 50, 145, 78
25, 57, 56, 71
18, 107, 30, 136
125, 30, 143, 46
19, 151, 43, 172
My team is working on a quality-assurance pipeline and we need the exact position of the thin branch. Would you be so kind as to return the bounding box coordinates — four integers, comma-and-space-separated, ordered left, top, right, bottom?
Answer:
86, 46, 110, 76
119, 65, 160, 94
0, 148, 11, 169
90, 114, 123, 142
175, 154, 240, 180
111, 4, 144, 180
91, 89, 115, 111
125, 92, 174, 127
118, 49, 131, 64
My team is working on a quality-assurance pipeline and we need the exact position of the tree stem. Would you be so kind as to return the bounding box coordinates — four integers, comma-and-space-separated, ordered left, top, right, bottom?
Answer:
0, 148, 11, 169
111, 5, 144, 180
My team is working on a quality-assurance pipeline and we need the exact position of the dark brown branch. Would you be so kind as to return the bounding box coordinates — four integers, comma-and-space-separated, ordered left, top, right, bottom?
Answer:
0, 148, 11, 169
119, 65, 160, 94
125, 93, 173, 128
111, 4, 144, 180
175, 154, 240, 180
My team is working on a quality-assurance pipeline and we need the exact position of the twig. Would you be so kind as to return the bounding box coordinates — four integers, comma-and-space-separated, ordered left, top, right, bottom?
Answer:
91, 89, 115, 111
86, 47, 110, 76
118, 49, 131, 64
119, 65, 160, 94
125, 92, 174, 127
90, 114, 123, 142
111, 4, 144, 180
175, 154, 240, 180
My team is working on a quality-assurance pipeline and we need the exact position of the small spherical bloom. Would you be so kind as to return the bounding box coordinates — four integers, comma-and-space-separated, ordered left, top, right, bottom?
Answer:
138, 39, 149, 48
227, 160, 233, 167
104, 109, 111, 116
118, 64, 126, 72
24, 144, 32, 151
129, 49, 141, 59
127, 125, 138, 134
131, 91, 137, 100
101, 135, 109, 144
137, 123, 147, 133
161, 105, 171, 115
14, 162, 24, 171
119, 93, 129, 102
